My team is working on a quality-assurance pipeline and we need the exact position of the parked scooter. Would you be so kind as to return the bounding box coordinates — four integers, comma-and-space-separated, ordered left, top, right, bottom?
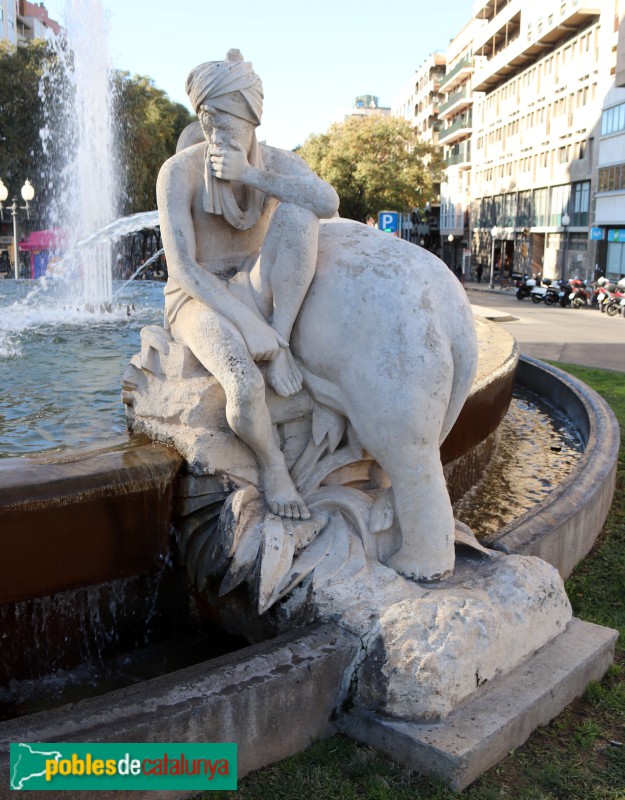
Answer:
597, 277, 625, 313
515, 274, 541, 300
568, 278, 591, 309
542, 280, 563, 306
530, 277, 557, 304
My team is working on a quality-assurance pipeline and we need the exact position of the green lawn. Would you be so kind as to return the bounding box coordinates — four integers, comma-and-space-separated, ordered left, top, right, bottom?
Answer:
208, 364, 625, 800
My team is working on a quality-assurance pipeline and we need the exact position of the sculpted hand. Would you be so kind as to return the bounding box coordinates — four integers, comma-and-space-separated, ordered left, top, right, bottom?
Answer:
208, 144, 250, 182
239, 314, 288, 362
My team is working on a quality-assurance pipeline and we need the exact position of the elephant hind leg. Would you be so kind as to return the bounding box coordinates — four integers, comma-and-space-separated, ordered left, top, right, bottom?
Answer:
383, 445, 455, 582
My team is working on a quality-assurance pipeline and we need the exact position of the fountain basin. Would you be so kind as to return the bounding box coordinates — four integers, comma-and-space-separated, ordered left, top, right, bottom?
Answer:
485, 356, 620, 577
0, 349, 618, 794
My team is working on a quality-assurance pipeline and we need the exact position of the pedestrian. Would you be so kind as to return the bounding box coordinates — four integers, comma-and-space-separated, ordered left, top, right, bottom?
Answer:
476, 262, 484, 283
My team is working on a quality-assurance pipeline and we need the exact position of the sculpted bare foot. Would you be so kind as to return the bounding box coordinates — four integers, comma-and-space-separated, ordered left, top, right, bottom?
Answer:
267, 347, 303, 397
262, 460, 310, 519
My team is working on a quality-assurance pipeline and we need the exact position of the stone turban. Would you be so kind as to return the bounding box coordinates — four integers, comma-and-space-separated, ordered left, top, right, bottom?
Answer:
185, 49, 263, 125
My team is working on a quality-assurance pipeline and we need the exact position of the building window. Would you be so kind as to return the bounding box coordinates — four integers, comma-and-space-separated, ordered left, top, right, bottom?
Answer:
598, 164, 625, 193
571, 181, 589, 226
599, 102, 625, 136
548, 184, 571, 227
533, 188, 548, 226
607, 242, 625, 278
568, 233, 588, 251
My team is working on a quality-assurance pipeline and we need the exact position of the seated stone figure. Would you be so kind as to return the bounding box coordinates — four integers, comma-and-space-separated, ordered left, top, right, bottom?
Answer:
157, 49, 479, 582
157, 49, 339, 522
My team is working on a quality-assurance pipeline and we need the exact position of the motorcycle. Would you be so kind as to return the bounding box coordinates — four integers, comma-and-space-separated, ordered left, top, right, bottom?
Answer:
568, 279, 591, 309
530, 277, 557, 304
597, 278, 625, 313
515, 274, 540, 300
558, 281, 574, 308
604, 288, 625, 316
543, 280, 563, 306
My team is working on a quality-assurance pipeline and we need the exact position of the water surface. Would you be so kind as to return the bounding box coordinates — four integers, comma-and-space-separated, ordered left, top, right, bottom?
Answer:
0, 279, 163, 457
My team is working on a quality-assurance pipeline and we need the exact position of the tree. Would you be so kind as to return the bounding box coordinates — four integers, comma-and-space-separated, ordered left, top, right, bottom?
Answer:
297, 116, 444, 222
0, 40, 63, 218
113, 72, 193, 215
0, 40, 193, 228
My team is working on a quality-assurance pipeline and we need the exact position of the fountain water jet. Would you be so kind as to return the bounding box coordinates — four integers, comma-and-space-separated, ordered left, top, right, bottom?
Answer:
39, 0, 119, 305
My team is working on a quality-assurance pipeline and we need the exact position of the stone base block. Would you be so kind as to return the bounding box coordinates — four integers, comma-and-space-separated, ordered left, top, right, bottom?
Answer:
0, 625, 359, 800
339, 617, 618, 791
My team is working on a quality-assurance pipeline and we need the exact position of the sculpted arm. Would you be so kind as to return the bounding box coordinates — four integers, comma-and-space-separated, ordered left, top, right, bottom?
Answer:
156, 157, 287, 357
209, 146, 339, 218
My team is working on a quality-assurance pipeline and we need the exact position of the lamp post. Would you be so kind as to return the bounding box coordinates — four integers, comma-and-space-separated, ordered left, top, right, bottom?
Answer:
560, 212, 571, 284
490, 226, 498, 288
0, 178, 36, 280
448, 233, 454, 271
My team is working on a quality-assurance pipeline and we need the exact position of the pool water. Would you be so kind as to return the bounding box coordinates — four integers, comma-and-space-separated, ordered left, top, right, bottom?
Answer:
0, 279, 164, 458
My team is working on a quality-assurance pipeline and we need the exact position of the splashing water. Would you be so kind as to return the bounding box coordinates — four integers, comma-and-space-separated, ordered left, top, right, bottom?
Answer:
39, 0, 119, 305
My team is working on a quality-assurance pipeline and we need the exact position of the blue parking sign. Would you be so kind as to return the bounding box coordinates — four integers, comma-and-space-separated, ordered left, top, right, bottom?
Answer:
378, 211, 398, 234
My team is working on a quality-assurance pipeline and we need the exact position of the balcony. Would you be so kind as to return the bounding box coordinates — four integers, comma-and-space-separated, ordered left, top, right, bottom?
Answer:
439, 55, 474, 93
472, 0, 520, 53
439, 85, 474, 119
438, 111, 473, 145
444, 140, 472, 168
473, 0, 602, 92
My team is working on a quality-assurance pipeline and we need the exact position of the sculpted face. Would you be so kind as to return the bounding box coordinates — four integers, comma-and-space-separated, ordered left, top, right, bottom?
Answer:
199, 92, 257, 154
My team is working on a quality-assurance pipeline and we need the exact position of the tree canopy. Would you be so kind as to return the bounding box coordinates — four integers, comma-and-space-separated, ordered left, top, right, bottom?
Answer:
297, 116, 444, 222
0, 40, 193, 225
113, 72, 194, 215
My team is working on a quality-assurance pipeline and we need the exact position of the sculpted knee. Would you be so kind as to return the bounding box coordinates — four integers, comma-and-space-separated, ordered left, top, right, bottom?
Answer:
272, 203, 318, 236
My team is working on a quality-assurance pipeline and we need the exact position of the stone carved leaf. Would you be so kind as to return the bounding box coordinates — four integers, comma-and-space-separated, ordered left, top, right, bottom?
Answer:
254, 515, 296, 615
454, 518, 500, 557
219, 484, 261, 558
311, 404, 346, 453
178, 504, 222, 561
369, 488, 395, 534
194, 520, 228, 592
309, 513, 351, 587
218, 512, 264, 597
307, 486, 378, 559
271, 525, 335, 605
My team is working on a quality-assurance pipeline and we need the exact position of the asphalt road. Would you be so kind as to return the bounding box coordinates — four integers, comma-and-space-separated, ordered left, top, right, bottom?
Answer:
467, 285, 625, 373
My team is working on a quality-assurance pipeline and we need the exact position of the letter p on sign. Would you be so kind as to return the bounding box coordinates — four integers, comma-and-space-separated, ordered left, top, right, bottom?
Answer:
378, 211, 398, 234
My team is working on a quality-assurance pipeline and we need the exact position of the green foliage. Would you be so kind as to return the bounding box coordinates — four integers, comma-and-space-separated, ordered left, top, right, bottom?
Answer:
113, 71, 193, 214
0, 40, 59, 214
297, 116, 444, 222
0, 40, 193, 224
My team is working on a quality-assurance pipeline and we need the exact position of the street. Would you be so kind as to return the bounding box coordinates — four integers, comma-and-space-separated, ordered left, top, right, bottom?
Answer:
467, 286, 625, 373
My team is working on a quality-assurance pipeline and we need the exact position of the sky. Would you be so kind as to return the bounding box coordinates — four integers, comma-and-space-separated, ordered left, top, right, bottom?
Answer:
42, 0, 476, 150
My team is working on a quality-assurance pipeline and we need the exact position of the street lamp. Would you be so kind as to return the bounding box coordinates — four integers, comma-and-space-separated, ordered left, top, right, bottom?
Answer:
560, 212, 571, 284
490, 226, 499, 288
448, 233, 454, 271
0, 178, 36, 280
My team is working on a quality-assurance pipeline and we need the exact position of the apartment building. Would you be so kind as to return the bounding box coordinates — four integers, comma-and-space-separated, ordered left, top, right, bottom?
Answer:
345, 95, 390, 121
392, 55, 447, 248
594, 9, 625, 278
470, 0, 615, 282
393, 53, 446, 144
0, 0, 17, 43
438, 20, 480, 272
1, 0, 60, 46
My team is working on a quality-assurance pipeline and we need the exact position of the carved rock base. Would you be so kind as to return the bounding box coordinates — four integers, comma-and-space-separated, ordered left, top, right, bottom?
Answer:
273, 541, 572, 722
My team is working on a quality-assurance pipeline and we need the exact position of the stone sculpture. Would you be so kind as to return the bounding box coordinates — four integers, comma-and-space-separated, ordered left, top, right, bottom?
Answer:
138, 48, 480, 586
123, 49, 573, 726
